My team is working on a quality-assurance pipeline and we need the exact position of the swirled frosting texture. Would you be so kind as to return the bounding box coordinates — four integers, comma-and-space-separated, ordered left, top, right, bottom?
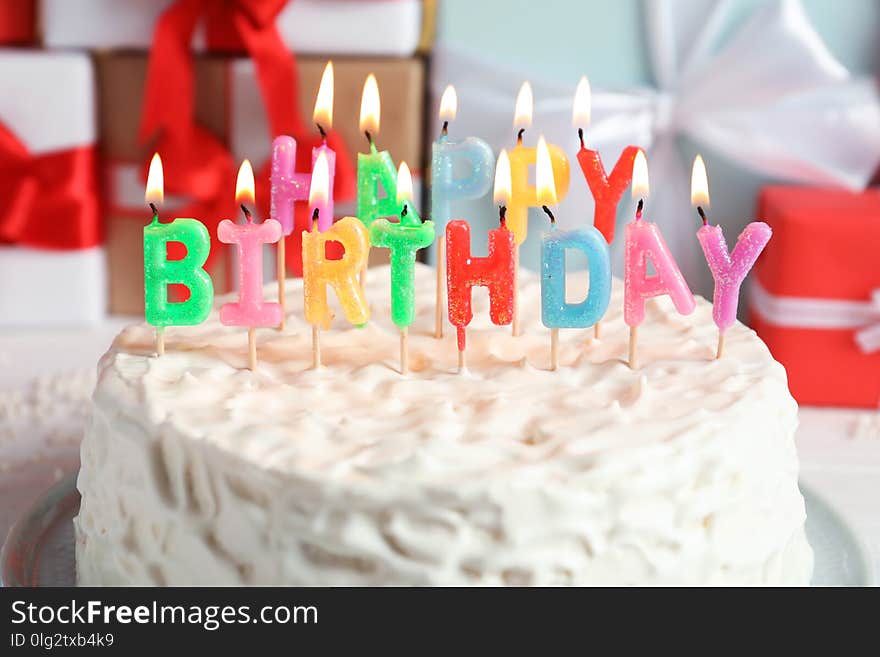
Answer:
76, 265, 812, 585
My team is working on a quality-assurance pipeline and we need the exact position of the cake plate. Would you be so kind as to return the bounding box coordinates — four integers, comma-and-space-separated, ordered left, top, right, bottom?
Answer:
1, 474, 875, 587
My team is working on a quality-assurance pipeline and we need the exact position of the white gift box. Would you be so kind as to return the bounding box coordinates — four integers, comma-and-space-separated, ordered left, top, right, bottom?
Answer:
41, 0, 425, 57
0, 50, 105, 327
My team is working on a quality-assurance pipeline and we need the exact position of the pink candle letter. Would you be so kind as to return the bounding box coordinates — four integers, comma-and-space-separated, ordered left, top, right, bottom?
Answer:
697, 221, 771, 332
270, 136, 336, 233
218, 218, 284, 327
624, 219, 695, 326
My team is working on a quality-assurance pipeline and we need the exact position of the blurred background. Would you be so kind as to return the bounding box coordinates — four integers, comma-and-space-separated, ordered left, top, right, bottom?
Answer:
0, 0, 879, 579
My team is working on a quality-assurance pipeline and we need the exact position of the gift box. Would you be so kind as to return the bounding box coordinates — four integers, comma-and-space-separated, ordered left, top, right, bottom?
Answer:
41, 0, 431, 56
429, 0, 880, 299
749, 186, 880, 408
100, 52, 426, 315
0, 0, 35, 45
0, 50, 104, 327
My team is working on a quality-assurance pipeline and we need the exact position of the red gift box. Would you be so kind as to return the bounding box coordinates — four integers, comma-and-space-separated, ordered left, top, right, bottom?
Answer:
0, 0, 35, 44
750, 186, 880, 408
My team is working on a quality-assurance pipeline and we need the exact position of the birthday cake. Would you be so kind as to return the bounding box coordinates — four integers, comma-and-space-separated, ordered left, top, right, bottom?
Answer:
75, 264, 813, 586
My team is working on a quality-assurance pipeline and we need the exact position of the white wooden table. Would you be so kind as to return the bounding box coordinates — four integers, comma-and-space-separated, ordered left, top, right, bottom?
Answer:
1, 322, 878, 583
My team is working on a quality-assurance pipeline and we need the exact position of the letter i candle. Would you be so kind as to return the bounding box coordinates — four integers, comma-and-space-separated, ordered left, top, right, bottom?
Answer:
370, 162, 435, 374
691, 155, 771, 359
431, 85, 495, 339
572, 75, 640, 339
217, 160, 283, 371
446, 150, 516, 372
143, 153, 214, 356
270, 61, 337, 330
624, 150, 695, 369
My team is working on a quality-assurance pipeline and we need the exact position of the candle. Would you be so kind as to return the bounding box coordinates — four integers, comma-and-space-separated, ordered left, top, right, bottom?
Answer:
143, 153, 214, 356
369, 162, 435, 374
624, 150, 695, 368
431, 84, 495, 339
218, 160, 283, 371
691, 155, 772, 359
507, 81, 570, 336
573, 75, 640, 244
357, 73, 421, 227
270, 61, 337, 329
446, 150, 516, 371
303, 152, 371, 368
538, 137, 611, 370
506, 81, 571, 246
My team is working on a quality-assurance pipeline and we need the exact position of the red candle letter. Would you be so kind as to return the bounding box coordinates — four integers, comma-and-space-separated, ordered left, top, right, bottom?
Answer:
446, 220, 515, 351
577, 145, 641, 243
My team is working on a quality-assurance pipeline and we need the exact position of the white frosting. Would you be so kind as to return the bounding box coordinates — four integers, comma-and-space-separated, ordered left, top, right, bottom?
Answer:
76, 264, 813, 585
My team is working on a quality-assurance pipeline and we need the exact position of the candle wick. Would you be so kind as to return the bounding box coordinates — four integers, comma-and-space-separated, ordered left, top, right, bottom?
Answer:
311, 208, 319, 231
364, 131, 373, 148
401, 204, 408, 219
697, 206, 709, 226
578, 127, 585, 149
148, 202, 159, 222
516, 128, 525, 146
241, 204, 252, 223
636, 198, 644, 220
441, 121, 448, 136
316, 123, 327, 140
541, 205, 556, 225
499, 205, 507, 227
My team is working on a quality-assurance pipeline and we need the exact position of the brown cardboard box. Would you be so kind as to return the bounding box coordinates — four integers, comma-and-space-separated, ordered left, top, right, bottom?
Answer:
98, 53, 426, 314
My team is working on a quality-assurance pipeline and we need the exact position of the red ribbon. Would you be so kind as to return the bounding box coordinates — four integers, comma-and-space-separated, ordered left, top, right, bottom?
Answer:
0, 122, 100, 250
139, 0, 355, 275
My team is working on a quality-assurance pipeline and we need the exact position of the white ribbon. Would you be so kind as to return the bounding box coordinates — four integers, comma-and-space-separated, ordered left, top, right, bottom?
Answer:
432, 0, 880, 297
751, 280, 880, 353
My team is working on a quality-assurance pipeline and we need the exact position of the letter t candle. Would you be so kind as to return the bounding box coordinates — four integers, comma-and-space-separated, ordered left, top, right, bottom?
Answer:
691, 155, 771, 359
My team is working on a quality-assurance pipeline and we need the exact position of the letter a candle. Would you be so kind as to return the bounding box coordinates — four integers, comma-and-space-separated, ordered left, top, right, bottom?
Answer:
304, 152, 371, 369
572, 75, 640, 339
270, 61, 337, 330
507, 82, 570, 335
431, 85, 495, 339
691, 155, 771, 359
143, 153, 214, 356
370, 162, 435, 374
446, 150, 516, 372
218, 160, 283, 371
624, 151, 695, 369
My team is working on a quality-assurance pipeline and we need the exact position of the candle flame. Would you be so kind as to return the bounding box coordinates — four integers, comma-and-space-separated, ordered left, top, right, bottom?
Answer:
145, 153, 164, 204
535, 136, 557, 206
493, 149, 512, 207
631, 149, 649, 199
690, 154, 710, 208
513, 81, 533, 130
439, 85, 457, 122
359, 73, 380, 136
572, 75, 591, 128
309, 150, 330, 209
396, 161, 413, 206
235, 159, 255, 206
313, 61, 334, 131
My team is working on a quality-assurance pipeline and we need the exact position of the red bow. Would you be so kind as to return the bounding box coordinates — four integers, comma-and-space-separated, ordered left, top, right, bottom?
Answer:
139, 0, 355, 274
0, 122, 100, 250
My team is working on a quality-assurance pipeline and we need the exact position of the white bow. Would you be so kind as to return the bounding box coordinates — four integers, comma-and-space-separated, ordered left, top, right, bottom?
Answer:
432, 0, 880, 298
751, 281, 880, 353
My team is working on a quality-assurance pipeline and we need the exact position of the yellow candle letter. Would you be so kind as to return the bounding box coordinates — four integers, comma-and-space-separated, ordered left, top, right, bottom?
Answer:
303, 216, 371, 327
